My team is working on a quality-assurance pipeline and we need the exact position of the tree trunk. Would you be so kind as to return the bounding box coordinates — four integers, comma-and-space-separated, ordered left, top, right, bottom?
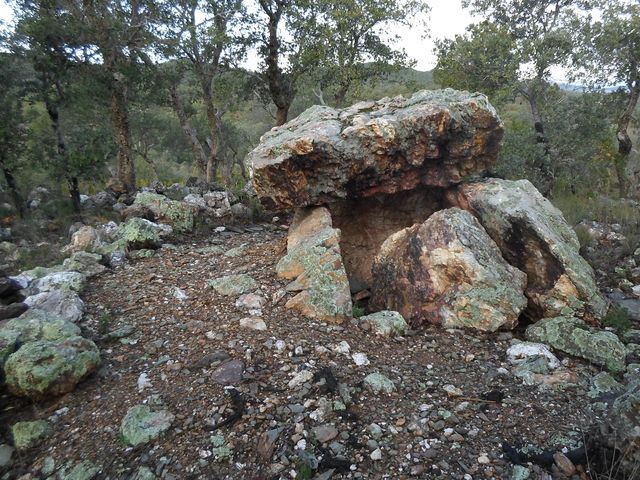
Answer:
261, 2, 294, 127
44, 88, 81, 214
527, 93, 554, 197
169, 84, 208, 178
110, 84, 136, 193
276, 106, 289, 126
333, 83, 349, 107
202, 81, 220, 184
0, 161, 25, 218
615, 79, 640, 198
66, 175, 81, 213
617, 79, 640, 156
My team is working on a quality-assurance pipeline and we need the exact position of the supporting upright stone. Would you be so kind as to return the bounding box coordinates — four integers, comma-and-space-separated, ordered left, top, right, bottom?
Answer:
370, 208, 528, 331
276, 207, 352, 323
448, 178, 607, 319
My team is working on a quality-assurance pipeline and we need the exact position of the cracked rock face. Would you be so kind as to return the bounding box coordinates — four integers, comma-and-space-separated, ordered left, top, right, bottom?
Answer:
448, 178, 607, 319
370, 208, 528, 331
249, 89, 503, 211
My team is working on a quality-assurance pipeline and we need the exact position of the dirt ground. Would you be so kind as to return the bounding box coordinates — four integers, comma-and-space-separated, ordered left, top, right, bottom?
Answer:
2, 224, 605, 480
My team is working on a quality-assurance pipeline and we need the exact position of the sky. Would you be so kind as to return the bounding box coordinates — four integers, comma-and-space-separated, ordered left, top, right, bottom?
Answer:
0, 0, 479, 71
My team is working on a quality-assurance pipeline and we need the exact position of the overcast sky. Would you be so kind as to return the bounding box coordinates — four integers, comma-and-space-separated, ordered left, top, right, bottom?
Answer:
0, 0, 482, 71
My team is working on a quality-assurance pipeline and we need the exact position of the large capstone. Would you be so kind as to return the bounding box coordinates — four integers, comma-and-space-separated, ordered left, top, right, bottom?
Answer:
448, 178, 606, 319
249, 89, 503, 210
370, 208, 528, 331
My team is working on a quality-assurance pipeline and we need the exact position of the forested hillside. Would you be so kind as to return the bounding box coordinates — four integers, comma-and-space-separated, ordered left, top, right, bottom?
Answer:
0, 0, 637, 214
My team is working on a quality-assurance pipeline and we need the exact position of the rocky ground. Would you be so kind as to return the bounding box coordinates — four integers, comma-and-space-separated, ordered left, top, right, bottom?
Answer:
3, 222, 630, 480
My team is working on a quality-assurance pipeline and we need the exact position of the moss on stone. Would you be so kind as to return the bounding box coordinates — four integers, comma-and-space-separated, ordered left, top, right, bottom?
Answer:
526, 316, 627, 372
11, 420, 50, 450
5, 336, 100, 400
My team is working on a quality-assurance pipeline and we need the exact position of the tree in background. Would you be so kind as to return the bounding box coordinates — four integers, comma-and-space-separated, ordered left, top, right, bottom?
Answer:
164, 0, 250, 183
62, 0, 163, 193
576, 1, 640, 197
12, 0, 88, 212
433, 22, 519, 103
0, 44, 29, 217
309, 0, 429, 107
253, 0, 321, 126
441, 0, 591, 195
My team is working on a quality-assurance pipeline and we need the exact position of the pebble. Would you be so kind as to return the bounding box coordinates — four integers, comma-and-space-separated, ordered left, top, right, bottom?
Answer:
370, 448, 382, 460
312, 425, 339, 443
478, 454, 490, 464
239, 316, 267, 331
352, 352, 370, 366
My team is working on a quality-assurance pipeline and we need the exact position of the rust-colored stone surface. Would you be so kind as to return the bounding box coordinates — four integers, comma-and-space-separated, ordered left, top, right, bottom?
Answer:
369, 208, 528, 331
330, 187, 444, 291
249, 89, 503, 210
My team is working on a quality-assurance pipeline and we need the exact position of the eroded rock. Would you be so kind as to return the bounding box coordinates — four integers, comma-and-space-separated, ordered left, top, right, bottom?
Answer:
276, 207, 352, 323
448, 178, 606, 319
370, 208, 528, 331
249, 89, 503, 210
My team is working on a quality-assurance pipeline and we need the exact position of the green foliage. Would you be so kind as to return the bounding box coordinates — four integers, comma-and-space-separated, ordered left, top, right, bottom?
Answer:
352, 305, 366, 318
602, 307, 633, 333
434, 21, 518, 102
573, 224, 593, 250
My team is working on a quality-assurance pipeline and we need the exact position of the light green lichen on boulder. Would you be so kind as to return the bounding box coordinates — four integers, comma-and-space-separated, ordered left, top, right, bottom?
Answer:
526, 316, 627, 372
3, 310, 81, 344
63, 251, 106, 278
5, 336, 100, 400
110, 217, 163, 251
60, 461, 101, 480
360, 311, 408, 337
0, 329, 20, 368
120, 405, 174, 446
34, 271, 86, 293
208, 274, 258, 296
588, 372, 624, 399
134, 192, 196, 233
11, 420, 50, 450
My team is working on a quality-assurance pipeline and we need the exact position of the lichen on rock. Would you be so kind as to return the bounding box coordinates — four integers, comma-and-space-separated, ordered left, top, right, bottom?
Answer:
525, 316, 627, 372
370, 208, 528, 331
276, 207, 352, 323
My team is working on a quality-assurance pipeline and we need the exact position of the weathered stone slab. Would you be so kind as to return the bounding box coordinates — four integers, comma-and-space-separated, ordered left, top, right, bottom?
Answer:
448, 178, 607, 319
370, 208, 528, 331
276, 207, 352, 323
249, 89, 503, 210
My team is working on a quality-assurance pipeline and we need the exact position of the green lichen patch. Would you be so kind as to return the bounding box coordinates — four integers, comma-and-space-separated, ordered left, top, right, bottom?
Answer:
11, 420, 50, 450
208, 274, 258, 297
360, 311, 408, 336
5, 336, 100, 400
526, 316, 627, 372
120, 405, 174, 446
134, 192, 196, 233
